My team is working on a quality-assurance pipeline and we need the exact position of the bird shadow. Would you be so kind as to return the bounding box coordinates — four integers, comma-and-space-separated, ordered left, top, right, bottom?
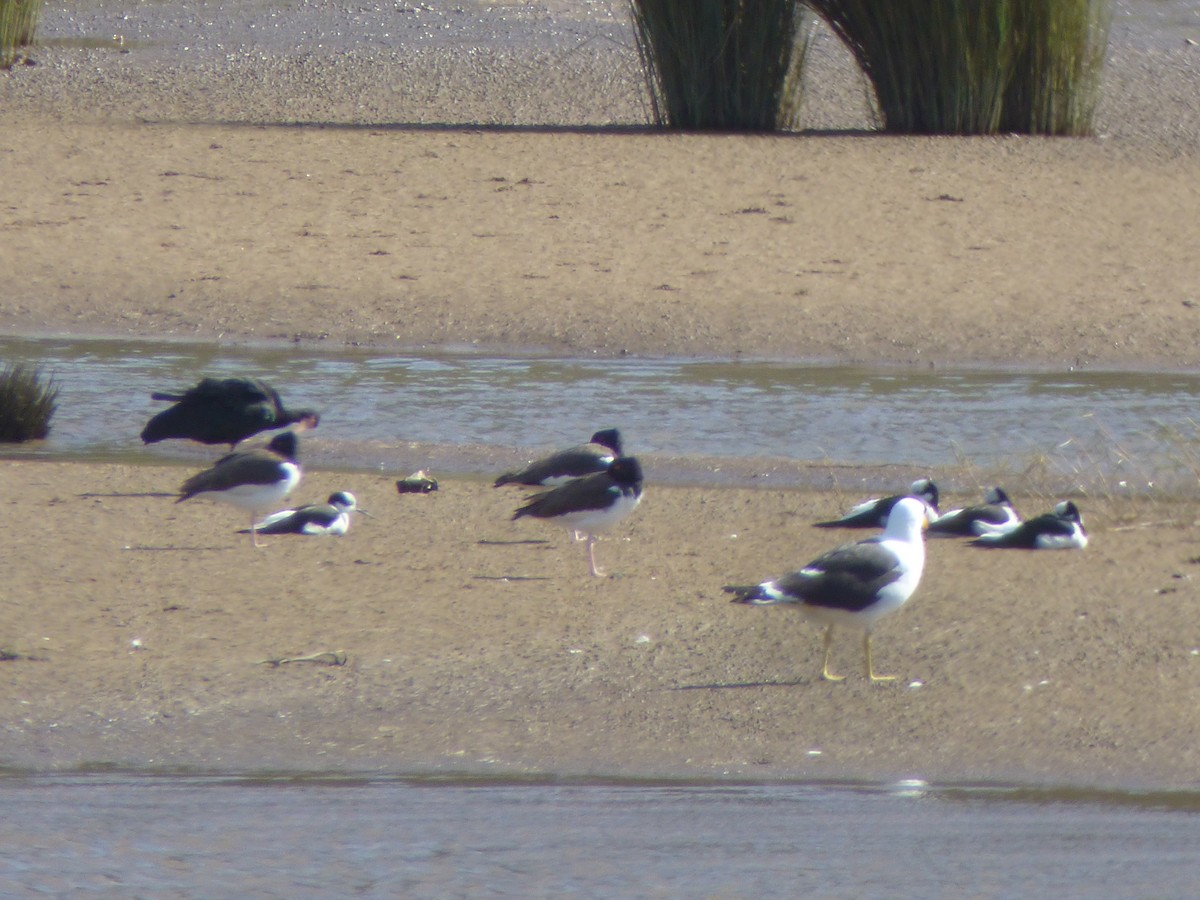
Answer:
668, 679, 807, 691
79, 491, 177, 499
473, 574, 554, 582
124, 545, 233, 552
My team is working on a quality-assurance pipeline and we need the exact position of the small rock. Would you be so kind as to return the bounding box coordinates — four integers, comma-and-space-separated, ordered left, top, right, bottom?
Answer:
397, 470, 438, 493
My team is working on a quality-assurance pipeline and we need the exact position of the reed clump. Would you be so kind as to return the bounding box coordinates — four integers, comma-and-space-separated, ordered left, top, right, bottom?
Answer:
0, 0, 40, 69
0, 363, 59, 442
808, 0, 1112, 135
998, 0, 1111, 134
630, 0, 810, 131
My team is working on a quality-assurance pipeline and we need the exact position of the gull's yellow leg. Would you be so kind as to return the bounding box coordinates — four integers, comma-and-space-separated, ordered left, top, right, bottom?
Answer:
864, 632, 897, 683
820, 627, 846, 682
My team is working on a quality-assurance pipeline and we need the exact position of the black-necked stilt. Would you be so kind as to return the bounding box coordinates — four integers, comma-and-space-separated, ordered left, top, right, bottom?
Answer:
511, 455, 643, 576
929, 486, 1021, 537
248, 491, 367, 537
970, 500, 1088, 550
494, 428, 622, 488
177, 430, 302, 547
727, 496, 930, 683
814, 478, 939, 529
141, 376, 319, 448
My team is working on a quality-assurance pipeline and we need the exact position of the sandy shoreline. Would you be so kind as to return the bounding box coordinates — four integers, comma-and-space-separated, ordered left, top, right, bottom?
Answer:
3, 3, 1200, 787
2, 3, 1199, 368
1, 460, 1199, 789
3, 121, 1199, 369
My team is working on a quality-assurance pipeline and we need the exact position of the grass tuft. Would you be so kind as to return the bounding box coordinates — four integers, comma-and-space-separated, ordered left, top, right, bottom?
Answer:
1, 0, 40, 69
941, 418, 1200, 530
630, 0, 811, 131
808, 0, 1111, 135
999, 0, 1112, 135
0, 363, 59, 442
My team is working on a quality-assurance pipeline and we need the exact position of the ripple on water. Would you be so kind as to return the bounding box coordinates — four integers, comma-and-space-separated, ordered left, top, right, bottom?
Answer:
3, 335, 1200, 493
1, 774, 1200, 895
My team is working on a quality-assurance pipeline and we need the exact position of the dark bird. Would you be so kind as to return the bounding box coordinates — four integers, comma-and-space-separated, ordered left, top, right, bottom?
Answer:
970, 500, 1088, 550
177, 431, 302, 547
247, 491, 367, 537
928, 486, 1021, 537
814, 478, 939, 529
141, 376, 319, 448
494, 428, 623, 488
512, 455, 643, 577
727, 496, 930, 683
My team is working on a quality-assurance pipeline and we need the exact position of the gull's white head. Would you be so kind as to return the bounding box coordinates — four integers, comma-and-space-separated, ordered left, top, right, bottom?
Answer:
886, 496, 932, 539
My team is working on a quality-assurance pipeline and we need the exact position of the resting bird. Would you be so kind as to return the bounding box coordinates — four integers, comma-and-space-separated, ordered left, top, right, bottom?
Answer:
727, 496, 930, 683
512, 455, 643, 577
247, 491, 367, 537
141, 376, 319, 448
970, 500, 1087, 550
177, 431, 302, 547
814, 478, 939, 529
928, 486, 1021, 537
494, 428, 623, 488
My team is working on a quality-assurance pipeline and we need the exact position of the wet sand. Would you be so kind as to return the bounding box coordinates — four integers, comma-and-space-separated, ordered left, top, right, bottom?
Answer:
2, 460, 1200, 788
2, 2, 1199, 367
2, 2, 1200, 787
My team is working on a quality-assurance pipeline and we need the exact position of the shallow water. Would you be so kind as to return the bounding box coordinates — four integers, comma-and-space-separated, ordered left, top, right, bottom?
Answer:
3, 335, 1200, 492
10, 1, 1200, 890
1114, 0, 1200, 47
1, 773, 1199, 897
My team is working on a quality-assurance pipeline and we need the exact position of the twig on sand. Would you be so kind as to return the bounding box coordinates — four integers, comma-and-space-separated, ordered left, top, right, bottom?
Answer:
258, 650, 348, 668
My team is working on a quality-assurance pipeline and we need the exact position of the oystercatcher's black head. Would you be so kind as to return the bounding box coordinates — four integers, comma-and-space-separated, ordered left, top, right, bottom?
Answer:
608, 455, 642, 487
267, 431, 299, 461
1055, 500, 1082, 521
911, 478, 939, 511
590, 428, 622, 455
328, 491, 357, 511
986, 486, 1011, 505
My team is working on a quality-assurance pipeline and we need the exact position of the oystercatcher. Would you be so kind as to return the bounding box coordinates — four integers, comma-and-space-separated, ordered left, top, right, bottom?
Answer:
512, 455, 643, 576
177, 430, 302, 547
814, 478, 939, 529
494, 428, 623, 488
929, 486, 1021, 537
970, 500, 1087, 550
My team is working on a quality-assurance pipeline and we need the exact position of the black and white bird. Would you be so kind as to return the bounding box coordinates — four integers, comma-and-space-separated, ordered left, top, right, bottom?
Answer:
970, 500, 1088, 550
726, 496, 930, 683
247, 491, 367, 537
928, 486, 1021, 537
494, 428, 623, 488
177, 430, 303, 547
814, 478, 939, 529
512, 455, 643, 577
141, 376, 320, 449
